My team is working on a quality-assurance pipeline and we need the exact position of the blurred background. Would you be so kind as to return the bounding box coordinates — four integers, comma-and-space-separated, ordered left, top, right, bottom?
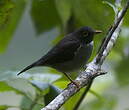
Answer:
0, 0, 129, 110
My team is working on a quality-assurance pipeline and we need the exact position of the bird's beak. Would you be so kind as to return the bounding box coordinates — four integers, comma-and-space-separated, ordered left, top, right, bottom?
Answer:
94, 30, 102, 34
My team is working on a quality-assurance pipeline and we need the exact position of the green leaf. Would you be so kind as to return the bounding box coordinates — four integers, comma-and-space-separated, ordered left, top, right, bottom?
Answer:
0, 71, 23, 93
5, 78, 36, 100
0, 105, 11, 110
0, 81, 13, 92
103, 1, 117, 14
0, 70, 17, 81
0, 0, 14, 27
0, 71, 61, 101
54, 80, 69, 89
73, 0, 114, 31
23, 73, 61, 83
31, 80, 49, 95
55, 0, 72, 26
20, 83, 60, 109
55, 1, 77, 34
0, 70, 61, 83
20, 96, 43, 110
0, 0, 26, 53
31, 0, 61, 34
32, 104, 43, 110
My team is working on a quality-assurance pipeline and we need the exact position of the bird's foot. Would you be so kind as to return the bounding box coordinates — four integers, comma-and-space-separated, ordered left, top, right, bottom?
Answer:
63, 72, 80, 88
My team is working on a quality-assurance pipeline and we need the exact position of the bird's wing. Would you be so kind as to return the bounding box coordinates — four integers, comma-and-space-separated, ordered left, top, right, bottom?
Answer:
17, 35, 80, 75
39, 40, 80, 65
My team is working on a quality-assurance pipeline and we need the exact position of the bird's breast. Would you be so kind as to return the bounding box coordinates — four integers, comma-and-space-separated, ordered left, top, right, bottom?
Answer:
73, 41, 93, 69
52, 41, 93, 73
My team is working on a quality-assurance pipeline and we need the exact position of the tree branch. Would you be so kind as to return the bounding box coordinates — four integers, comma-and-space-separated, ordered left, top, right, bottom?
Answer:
41, 1, 129, 110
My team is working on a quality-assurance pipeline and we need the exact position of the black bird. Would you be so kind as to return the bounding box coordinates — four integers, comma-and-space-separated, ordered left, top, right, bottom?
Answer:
17, 26, 102, 86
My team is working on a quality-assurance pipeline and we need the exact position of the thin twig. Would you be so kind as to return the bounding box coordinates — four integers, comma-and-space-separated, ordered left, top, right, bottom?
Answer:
96, 0, 129, 64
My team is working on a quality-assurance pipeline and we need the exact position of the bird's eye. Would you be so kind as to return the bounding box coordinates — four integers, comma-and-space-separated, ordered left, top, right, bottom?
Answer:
83, 32, 88, 37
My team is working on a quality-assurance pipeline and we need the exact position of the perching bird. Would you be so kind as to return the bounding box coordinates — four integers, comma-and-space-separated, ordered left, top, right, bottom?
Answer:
17, 26, 102, 86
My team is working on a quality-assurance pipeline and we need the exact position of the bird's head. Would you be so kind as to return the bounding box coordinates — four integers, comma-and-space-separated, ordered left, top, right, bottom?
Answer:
75, 26, 102, 44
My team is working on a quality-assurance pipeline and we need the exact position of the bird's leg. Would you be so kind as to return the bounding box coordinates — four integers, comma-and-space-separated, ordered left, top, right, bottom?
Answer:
63, 72, 79, 88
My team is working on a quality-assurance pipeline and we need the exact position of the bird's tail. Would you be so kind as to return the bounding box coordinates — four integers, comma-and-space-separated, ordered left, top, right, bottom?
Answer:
17, 62, 38, 75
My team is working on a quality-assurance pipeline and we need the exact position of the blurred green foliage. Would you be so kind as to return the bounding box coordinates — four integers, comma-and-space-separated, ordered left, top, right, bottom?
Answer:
0, 105, 12, 110
81, 96, 117, 110
0, 0, 26, 53
0, 0, 129, 110
31, 0, 61, 34
115, 56, 129, 86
